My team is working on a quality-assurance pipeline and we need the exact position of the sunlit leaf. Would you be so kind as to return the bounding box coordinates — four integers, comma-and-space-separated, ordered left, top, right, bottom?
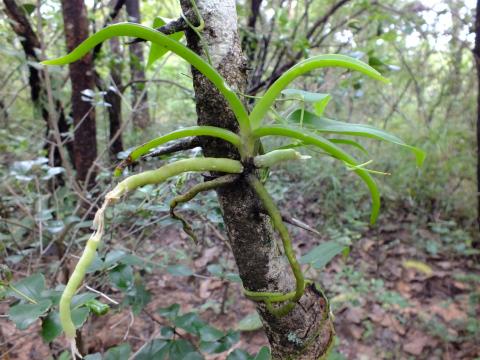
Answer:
147, 17, 184, 68
287, 109, 425, 166
236, 312, 262, 332
300, 241, 347, 269
9, 299, 51, 330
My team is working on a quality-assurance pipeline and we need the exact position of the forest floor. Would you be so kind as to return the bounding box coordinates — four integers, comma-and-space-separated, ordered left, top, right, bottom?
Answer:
1, 208, 479, 360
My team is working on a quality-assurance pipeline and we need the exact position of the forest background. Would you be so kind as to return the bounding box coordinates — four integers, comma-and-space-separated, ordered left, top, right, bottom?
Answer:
0, 0, 479, 359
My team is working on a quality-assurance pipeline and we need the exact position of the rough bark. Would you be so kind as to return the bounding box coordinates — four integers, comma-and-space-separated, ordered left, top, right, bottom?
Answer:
60, 0, 97, 186
180, 1, 334, 358
125, 0, 150, 129
3, 0, 74, 169
474, 0, 480, 240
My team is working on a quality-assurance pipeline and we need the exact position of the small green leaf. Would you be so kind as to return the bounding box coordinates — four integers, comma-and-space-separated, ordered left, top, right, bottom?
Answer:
134, 339, 169, 360
9, 299, 51, 330
109, 264, 134, 291
227, 349, 254, 360
224, 272, 242, 283
199, 325, 224, 342
167, 264, 194, 277
158, 303, 180, 321
168, 339, 196, 359
85, 299, 110, 315
72, 307, 90, 328
71, 292, 97, 308
281, 89, 331, 103
200, 331, 240, 354
104, 249, 127, 267
206, 264, 224, 277
329, 139, 369, 155
127, 281, 151, 315
254, 346, 271, 360
174, 312, 205, 334
8, 273, 45, 302
84, 354, 102, 360
147, 17, 185, 68
21, 3, 36, 15
182, 353, 204, 360
300, 241, 347, 269
104, 343, 131, 360
287, 109, 425, 166
41, 311, 62, 342
281, 89, 332, 117
236, 312, 262, 331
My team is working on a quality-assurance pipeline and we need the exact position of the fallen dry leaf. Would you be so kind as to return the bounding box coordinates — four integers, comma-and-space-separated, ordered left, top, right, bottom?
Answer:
403, 331, 431, 355
429, 303, 467, 322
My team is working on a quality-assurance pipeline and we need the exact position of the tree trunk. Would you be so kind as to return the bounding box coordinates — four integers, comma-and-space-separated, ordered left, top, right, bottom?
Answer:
180, 1, 334, 358
125, 0, 150, 129
474, 0, 480, 242
3, 0, 74, 169
106, 36, 124, 159
60, 0, 97, 186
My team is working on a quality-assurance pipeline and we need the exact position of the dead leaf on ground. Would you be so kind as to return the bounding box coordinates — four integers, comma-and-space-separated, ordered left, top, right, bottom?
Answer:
344, 307, 367, 324
429, 303, 467, 322
403, 331, 432, 355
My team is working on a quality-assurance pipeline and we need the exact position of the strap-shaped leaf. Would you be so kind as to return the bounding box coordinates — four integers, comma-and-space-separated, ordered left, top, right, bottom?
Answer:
287, 109, 425, 166
250, 54, 389, 129
252, 125, 381, 224
42, 22, 250, 134
272, 138, 368, 155
114, 126, 241, 176
147, 17, 184, 68
281, 89, 332, 117
329, 139, 369, 154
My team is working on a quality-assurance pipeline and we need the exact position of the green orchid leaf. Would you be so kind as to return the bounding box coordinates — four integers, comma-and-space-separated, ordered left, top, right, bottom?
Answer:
329, 138, 369, 155
253, 125, 381, 224
114, 126, 241, 176
250, 54, 389, 128
147, 17, 185, 68
287, 109, 425, 166
281, 89, 330, 103
281, 89, 332, 117
41, 23, 250, 134
275, 138, 368, 155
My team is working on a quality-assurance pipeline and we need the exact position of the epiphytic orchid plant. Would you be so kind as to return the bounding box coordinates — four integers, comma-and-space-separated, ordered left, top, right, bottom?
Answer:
42, 22, 425, 356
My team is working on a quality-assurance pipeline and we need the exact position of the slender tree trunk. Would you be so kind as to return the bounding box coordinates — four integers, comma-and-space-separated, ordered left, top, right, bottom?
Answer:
125, 0, 150, 129
474, 0, 480, 241
180, 1, 334, 358
60, 0, 97, 186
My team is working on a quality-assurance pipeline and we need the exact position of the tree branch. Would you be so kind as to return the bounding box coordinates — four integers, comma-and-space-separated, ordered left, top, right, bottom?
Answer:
128, 16, 188, 44
141, 137, 201, 160
93, 0, 127, 58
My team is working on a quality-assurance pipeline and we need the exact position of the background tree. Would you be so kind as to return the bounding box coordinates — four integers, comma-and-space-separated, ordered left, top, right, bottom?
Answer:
60, 0, 97, 186
126, 0, 150, 129
3, 0, 73, 171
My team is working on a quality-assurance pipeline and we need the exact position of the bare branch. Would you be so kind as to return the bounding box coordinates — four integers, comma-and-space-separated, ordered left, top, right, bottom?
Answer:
141, 137, 201, 160
128, 16, 188, 44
